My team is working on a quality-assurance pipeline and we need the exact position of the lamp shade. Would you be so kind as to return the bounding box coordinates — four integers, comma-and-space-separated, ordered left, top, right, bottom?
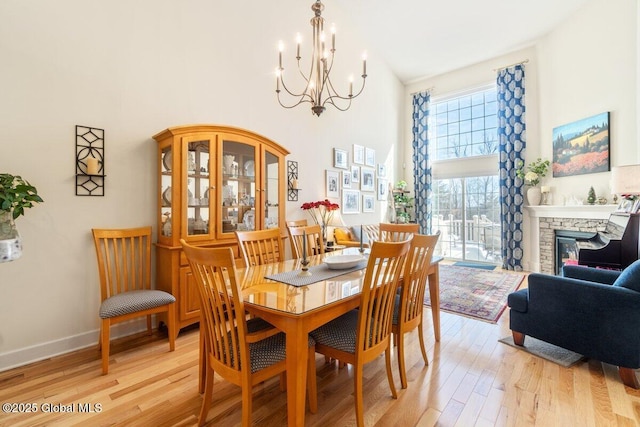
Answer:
611, 165, 640, 195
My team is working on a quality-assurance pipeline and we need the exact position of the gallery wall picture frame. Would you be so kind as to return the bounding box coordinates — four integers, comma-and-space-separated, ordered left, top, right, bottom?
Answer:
342, 170, 351, 188
353, 144, 365, 165
342, 189, 361, 214
377, 178, 388, 201
351, 165, 360, 183
363, 194, 375, 213
377, 163, 386, 178
361, 167, 375, 192
552, 111, 610, 177
333, 148, 348, 169
326, 170, 339, 198
365, 147, 376, 167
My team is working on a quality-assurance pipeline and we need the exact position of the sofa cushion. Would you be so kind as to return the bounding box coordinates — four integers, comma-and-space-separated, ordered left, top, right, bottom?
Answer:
613, 259, 640, 292
350, 226, 369, 245
334, 228, 353, 242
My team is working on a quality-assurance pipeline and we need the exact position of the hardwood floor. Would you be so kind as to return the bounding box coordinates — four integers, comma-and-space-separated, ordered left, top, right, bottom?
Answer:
2, 274, 640, 426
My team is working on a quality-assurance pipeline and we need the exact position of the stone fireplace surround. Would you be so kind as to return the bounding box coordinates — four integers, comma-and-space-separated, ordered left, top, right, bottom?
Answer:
525, 205, 617, 274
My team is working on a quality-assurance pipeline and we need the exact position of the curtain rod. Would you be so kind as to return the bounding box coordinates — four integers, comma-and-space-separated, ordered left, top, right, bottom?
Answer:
493, 59, 529, 72
409, 86, 435, 96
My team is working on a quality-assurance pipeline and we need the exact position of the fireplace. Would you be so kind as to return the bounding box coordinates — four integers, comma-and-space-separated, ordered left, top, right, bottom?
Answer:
554, 230, 596, 274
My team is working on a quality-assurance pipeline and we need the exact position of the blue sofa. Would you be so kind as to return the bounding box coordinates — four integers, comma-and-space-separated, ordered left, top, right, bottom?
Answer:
507, 260, 640, 388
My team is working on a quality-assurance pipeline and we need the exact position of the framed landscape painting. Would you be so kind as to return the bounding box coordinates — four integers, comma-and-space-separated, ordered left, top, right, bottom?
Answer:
552, 112, 610, 177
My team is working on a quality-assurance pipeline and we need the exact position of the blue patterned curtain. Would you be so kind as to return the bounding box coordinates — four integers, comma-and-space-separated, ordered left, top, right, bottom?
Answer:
497, 65, 526, 271
412, 91, 432, 234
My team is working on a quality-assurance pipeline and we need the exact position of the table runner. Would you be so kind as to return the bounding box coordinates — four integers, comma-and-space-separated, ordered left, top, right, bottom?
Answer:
265, 261, 367, 287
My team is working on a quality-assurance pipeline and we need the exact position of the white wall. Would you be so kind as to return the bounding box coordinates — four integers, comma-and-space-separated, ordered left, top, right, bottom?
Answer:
0, 0, 403, 370
403, 0, 637, 271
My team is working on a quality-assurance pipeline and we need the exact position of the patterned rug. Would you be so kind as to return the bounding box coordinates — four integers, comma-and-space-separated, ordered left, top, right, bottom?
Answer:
424, 264, 525, 323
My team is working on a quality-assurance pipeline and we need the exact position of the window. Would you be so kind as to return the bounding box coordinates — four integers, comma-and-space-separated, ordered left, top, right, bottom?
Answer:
428, 84, 501, 263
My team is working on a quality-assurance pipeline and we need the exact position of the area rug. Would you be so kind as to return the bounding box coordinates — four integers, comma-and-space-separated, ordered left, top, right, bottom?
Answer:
424, 264, 524, 323
499, 335, 585, 368
452, 261, 496, 270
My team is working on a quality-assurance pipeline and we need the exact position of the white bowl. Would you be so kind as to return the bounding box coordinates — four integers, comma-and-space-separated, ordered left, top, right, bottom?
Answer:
324, 254, 365, 270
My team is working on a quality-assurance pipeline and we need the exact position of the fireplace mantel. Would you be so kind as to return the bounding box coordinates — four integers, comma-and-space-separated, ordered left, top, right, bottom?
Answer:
526, 205, 617, 220
524, 205, 617, 272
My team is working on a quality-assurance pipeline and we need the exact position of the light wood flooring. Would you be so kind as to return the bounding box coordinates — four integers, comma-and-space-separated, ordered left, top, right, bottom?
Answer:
2, 273, 640, 426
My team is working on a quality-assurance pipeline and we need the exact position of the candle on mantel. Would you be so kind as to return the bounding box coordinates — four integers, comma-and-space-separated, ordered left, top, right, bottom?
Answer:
541, 186, 550, 193
87, 156, 99, 175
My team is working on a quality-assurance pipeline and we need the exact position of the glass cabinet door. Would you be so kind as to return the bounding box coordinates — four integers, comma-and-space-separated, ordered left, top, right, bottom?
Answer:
220, 139, 257, 237
263, 150, 280, 229
160, 144, 174, 238
185, 140, 211, 238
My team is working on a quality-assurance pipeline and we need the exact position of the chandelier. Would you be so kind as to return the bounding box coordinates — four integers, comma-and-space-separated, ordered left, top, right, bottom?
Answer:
275, 1, 367, 117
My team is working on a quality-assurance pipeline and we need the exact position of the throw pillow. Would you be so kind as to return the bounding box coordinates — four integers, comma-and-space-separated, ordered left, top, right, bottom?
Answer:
334, 228, 352, 243
350, 226, 369, 245
613, 259, 640, 292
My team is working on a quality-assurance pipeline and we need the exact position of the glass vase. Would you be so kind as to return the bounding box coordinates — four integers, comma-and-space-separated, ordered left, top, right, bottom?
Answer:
0, 210, 23, 262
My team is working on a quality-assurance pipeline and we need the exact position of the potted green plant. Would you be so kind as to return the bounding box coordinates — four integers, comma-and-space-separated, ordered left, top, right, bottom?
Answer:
516, 158, 550, 205
0, 173, 44, 262
396, 180, 407, 190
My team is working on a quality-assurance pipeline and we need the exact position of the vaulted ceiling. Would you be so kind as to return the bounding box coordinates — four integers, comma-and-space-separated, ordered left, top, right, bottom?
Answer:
334, 0, 591, 83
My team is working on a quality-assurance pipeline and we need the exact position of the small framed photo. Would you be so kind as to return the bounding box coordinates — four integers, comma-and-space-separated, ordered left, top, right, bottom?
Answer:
325, 281, 338, 302
363, 194, 375, 212
353, 144, 365, 165
377, 179, 388, 201
342, 189, 360, 214
342, 170, 351, 188
333, 148, 348, 169
326, 170, 339, 198
351, 165, 360, 183
365, 147, 376, 167
361, 167, 375, 192
341, 282, 352, 297
377, 163, 386, 178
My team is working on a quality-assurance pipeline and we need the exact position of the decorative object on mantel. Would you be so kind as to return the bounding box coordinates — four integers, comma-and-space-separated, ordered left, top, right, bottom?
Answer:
301, 199, 339, 243
516, 157, 550, 206
275, 0, 367, 117
0, 173, 44, 263
75, 125, 105, 196
540, 185, 550, 205
587, 186, 596, 205
552, 112, 610, 178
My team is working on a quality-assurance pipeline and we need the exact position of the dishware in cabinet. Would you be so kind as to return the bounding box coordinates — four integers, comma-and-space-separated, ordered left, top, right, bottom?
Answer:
153, 125, 289, 337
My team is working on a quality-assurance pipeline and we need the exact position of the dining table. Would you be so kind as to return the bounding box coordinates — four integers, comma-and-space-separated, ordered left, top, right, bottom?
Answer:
236, 247, 442, 427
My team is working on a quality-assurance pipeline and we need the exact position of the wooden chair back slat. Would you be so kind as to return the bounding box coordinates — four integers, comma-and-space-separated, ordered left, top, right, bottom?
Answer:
379, 222, 419, 242
399, 233, 439, 324
287, 224, 325, 258
358, 240, 410, 352
235, 228, 285, 267
92, 226, 152, 301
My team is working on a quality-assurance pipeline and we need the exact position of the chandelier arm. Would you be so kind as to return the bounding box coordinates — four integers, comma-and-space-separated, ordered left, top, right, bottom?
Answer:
322, 95, 353, 112
276, 91, 313, 109
279, 74, 314, 102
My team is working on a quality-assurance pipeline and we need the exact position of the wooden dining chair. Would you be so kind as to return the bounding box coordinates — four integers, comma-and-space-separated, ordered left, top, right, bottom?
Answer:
310, 240, 411, 427
180, 241, 317, 426
287, 224, 325, 259
285, 219, 308, 227
379, 222, 419, 242
392, 233, 439, 389
92, 226, 176, 375
235, 228, 285, 267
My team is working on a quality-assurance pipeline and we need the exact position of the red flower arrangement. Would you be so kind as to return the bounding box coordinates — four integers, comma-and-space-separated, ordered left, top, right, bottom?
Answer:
301, 199, 340, 239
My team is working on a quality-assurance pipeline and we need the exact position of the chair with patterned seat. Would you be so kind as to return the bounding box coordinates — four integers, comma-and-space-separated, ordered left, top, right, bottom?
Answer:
92, 226, 176, 375
181, 241, 318, 426
392, 233, 439, 389
310, 240, 411, 427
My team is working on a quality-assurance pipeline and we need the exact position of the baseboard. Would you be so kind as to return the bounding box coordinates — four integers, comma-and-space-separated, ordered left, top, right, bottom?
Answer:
0, 319, 148, 372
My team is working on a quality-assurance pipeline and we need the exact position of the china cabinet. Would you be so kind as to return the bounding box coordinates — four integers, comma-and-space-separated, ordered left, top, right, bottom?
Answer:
153, 124, 289, 335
